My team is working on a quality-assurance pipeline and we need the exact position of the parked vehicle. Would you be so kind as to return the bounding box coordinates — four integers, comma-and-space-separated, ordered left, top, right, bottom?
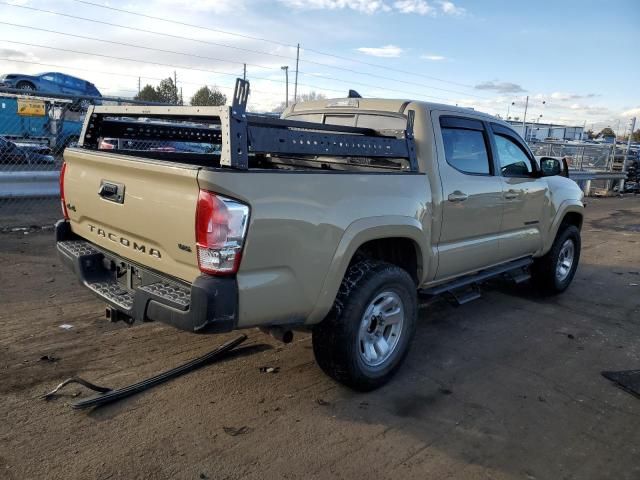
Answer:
0, 136, 54, 164
0, 72, 101, 98
0, 96, 83, 156
55, 80, 584, 391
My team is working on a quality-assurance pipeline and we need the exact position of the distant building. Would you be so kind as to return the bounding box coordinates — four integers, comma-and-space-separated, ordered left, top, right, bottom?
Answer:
506, 120, 584, 141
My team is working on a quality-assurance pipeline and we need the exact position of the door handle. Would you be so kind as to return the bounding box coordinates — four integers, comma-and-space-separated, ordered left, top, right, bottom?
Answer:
98, 183, 117, 198
448, 191, 468, 202
504, 189, 518, 200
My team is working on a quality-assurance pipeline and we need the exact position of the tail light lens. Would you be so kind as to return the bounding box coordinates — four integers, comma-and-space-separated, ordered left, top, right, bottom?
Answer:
196, 190, 249, 275
60, 161, 68, 219
98, 138, 117, 150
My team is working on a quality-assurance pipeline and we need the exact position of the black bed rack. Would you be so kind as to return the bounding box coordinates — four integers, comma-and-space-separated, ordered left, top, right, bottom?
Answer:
79, 79, 417, 171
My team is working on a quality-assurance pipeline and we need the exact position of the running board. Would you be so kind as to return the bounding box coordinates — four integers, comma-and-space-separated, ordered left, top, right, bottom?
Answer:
419, 257, 533, 301
450, 286, 482, 305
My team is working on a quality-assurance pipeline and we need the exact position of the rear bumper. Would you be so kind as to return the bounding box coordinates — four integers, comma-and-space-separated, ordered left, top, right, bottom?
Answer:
55, 220, 237, 333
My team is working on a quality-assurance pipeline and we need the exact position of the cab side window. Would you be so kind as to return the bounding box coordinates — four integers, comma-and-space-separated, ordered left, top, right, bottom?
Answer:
493, 133, 533, 177
440, 117, 491, 175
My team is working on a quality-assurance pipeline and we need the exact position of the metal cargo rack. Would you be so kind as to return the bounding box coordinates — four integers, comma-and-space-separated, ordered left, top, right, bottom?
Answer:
78, 79, 418, 171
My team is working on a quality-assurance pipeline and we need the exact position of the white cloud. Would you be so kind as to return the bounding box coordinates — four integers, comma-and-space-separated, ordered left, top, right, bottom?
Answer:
356, 45, 404, 57
475, 81, 526, 94
393, 1, 434, 15
438, 1, 466, 15
549, 91, 599, 101
278, 0, 390, 14
279, 0, 466, 15
622, 107, 640, 117
421, 54, 446, 61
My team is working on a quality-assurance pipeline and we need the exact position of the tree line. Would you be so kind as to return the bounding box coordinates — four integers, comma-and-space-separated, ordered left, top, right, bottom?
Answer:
134, 77, 227, 106
584, 127, 640, 141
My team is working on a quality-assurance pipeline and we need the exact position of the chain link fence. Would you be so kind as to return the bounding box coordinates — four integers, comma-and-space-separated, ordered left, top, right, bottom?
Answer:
528, 141, 615, 170
0, 89, 166, 229
529, 141, 639, 194
2, 89, 637, 230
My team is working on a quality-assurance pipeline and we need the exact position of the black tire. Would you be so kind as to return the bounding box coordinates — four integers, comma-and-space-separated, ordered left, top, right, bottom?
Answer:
312, 260, 417, 391
531, 225, 581, 294
16, 81, 35, 91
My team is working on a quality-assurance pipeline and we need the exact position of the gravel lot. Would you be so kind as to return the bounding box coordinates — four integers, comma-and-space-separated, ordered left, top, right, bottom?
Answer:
1, 196, 639, 480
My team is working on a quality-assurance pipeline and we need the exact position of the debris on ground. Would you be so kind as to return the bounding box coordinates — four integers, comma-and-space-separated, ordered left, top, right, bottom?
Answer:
58, 324, 74, 330
223, 426, 252, 436
39, 355, 58, 363
41, 335, 248, 408
316, 398, 330, 406
259, 366, 280, 374
41, 377, 111, 400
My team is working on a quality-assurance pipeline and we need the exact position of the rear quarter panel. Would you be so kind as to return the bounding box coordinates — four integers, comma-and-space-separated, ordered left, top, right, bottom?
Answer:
198, 170, 431, 328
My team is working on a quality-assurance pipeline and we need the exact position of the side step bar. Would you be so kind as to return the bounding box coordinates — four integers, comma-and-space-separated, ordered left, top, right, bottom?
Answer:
419, 257, 533, 304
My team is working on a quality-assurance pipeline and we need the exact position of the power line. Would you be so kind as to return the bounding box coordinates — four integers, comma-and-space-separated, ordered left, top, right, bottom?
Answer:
0, 57, 274, 95
0, 21, 458, 103
0, 21, 279, 72
0, 39, 348, 94
72, 0, 296, 50
1, 1, 488, 99
71, 0, 477, 90
297, 72, 458, 102
0, 3, 298, 63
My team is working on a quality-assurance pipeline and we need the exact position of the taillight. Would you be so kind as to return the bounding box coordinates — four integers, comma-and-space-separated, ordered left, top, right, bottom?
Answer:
60, 161, 68, 219
195, 190, 249, 275
98, 138, 116, 150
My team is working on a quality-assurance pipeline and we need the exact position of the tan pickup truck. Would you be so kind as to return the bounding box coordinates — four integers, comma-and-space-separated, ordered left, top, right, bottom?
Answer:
56, 80, 584, 390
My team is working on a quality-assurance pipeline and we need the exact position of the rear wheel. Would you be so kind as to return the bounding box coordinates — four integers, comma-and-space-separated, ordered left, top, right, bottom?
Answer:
312, 260, 417, 391
531, 225, 581, 294
16, 81, 35, 91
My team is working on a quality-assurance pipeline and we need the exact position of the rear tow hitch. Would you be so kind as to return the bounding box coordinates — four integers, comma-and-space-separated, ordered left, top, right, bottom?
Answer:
106, 307, 133, 325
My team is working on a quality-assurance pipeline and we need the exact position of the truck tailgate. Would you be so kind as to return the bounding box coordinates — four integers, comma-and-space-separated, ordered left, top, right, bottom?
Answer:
63, 148, 201, 283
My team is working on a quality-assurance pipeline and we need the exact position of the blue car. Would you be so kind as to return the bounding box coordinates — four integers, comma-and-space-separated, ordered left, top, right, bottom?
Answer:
0, 72, 101, 99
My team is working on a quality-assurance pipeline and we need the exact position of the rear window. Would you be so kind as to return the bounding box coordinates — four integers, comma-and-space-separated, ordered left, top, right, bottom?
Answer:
287, 112, 406, 131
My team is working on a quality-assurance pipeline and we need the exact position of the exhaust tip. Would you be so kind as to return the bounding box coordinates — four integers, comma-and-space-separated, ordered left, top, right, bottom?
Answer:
260, 326, 294, 344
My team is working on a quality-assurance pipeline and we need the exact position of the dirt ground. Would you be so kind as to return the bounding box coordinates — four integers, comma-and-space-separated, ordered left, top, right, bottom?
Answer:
1, 197, 639, 480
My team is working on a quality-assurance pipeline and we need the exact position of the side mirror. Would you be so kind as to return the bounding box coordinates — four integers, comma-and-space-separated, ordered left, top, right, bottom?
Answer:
539, 157, 568, 177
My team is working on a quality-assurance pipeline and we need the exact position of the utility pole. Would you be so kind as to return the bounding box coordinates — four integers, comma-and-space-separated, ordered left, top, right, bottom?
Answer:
620, 116, 636, 192
243, 63, 247, 81
174, 70, 178, 104
294, 43, 300, 103
138, 77, 140, 95
521, 95, 529, 139
281, 65, 289, 108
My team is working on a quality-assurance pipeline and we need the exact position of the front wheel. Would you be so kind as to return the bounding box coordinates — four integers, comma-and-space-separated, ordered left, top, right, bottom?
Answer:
312, 260, 417, 391
531, 225, 581, 294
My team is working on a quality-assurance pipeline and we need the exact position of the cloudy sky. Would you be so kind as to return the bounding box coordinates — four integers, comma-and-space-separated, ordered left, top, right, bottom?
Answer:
1, 0, 638, 131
